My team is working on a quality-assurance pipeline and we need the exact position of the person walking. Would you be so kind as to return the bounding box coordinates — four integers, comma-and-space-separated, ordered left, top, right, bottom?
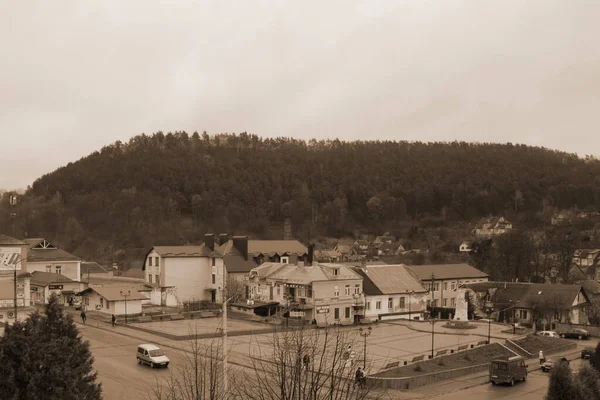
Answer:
354, 367, 365, 389
539, 350, 545, 365
81, 311, 87, 325
111, 314, 116, 327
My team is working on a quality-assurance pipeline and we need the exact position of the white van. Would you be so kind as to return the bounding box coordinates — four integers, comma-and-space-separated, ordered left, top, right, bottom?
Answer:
136, 344, 170, 368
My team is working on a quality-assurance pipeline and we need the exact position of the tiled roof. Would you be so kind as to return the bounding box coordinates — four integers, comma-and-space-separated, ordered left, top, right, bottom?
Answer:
30, 271, 76, 286
79, 285, 147, 301
485, 282, 588, 310
0, 234, 27, 245
81, 262, 108, 274
252, 262, 361, 285
153, 245, 212, 257
576, 280, 600, 295
217, 240, 307, 256
353, 265, 427, 295
24, 238, 80, 262
223, 255, 259, 273
406, 264, 488, 280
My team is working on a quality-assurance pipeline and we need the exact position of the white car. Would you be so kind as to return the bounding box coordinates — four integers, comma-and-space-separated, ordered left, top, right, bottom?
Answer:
136, 344, 170, 368
537, 331, 559, 338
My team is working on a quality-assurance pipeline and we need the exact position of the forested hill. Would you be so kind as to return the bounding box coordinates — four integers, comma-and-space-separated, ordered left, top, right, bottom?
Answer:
3, 131, 600, 264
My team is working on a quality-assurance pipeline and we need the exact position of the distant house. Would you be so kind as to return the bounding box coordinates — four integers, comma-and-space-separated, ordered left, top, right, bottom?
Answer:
78, 285, 147, 316
394, 244, 407, 255
405, 264, 489, 315
373, 235, 395, 247
377, 243, 396, 256
245, 261, 363, 326
30, 271, 86, 305
473, 217, 513, 238
353, 240, 370, 256
353, 264, 427, 321
24, 238, 82, 282
573, 249, 600, 267
459, 241, 473, 253
314, 249, 341, 263
333, 243, 355, 261
80, 262, 112, 281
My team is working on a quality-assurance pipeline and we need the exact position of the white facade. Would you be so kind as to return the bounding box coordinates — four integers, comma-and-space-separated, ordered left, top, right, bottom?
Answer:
145, 249, 226, 304
364, 292, 427, 321
83, 290, 142, 316
28, 260, 81, 282
423, 277, 488, 310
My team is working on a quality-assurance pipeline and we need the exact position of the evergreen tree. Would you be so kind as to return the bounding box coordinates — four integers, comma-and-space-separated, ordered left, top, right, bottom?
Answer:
0, 294, 102, 400
576, 363, 600, 400
545, 359, 582, 400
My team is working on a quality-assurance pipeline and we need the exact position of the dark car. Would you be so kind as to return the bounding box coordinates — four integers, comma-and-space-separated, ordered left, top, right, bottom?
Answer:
581, 347, 595, 359
541, 357, 569, 372
558, 328, 591, 340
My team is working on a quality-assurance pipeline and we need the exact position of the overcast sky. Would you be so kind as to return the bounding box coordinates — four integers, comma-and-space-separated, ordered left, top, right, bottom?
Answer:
2, 1, 600, 190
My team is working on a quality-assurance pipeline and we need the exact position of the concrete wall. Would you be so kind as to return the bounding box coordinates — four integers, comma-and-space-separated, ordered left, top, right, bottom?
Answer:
28, 261, 81, 282
82, 291, 142, 315
365, 293, 427, 320
423, 277, 488, 309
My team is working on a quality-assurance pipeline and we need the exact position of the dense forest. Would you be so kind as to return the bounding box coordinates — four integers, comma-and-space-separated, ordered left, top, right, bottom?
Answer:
1, 131, 600, 269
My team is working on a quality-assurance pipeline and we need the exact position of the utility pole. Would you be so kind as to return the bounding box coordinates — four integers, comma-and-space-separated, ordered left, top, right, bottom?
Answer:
431, 273, 435, 318
120, 290, 130, 323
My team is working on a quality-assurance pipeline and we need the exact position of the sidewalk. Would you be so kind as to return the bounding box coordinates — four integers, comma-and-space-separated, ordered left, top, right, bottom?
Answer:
386, 319, 527, 341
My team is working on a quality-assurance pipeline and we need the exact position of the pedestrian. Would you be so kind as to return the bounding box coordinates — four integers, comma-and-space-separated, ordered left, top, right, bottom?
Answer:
539, 350, 544, 365
81, 311, 87, 324
354, 367, 365, 389
111, 314, 116, 327
302, 354, 310, 370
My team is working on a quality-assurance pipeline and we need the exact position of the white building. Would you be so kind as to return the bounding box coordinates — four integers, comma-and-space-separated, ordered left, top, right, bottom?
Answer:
24, 238, 82, 282
78, 285, 146, 316
353, 264, 428, 321
29, 271, 86, 305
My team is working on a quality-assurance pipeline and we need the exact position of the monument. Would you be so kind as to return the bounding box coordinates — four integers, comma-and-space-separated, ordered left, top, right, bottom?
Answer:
453, 288, 469, 321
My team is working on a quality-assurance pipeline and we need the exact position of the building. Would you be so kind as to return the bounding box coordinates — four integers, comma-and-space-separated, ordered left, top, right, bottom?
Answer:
24, 238, 82, 282
30, 271, 86, 305
0, 234, 32, 324
78, 285, 147, 316
459, 241, 473, 252
245, 259, 364, 327
80, 262, 113, 281
476, 282, 590, 328
353, 264, 427, 321
405, 263, 489, 318
473, 217, 513, 238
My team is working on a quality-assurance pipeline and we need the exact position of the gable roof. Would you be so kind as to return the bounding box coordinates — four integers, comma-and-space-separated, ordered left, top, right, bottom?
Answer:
78, 285, 147, 301
152, 245, 213, 257
405, 264, 488, 281
251, 262, 361, 285
30, 271, 76, 286
24, 238, 81, 262
485, 282, 589, 310
576, 280, 600, 295
353, 265, 427, 296
81, 262, 108, 274
0, 234, 27, 246
223, 255, 259, 273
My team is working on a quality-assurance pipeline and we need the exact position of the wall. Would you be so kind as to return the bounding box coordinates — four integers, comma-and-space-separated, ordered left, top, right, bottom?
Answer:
0, 243, 28, 278
28, 261, 81, 282
423, 277, 489, 309
163, 257, 222, 303
312, 279, 362, 326
83, 291, 141, 315
365, 293, 427, 320
145, 249, 161, 285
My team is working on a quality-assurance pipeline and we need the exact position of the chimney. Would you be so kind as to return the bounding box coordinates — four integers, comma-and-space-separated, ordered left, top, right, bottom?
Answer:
218, 233, 230, 247
306, 243, 314, 266
233, 236, 248, 261
204, 233, 215, 251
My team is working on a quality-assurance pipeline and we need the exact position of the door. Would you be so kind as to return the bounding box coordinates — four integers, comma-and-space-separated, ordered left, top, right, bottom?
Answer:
211, 291, 216, 303
270, 286, 274, 301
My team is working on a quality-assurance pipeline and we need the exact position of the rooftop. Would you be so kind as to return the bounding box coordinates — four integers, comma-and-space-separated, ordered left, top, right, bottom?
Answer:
30, 271, 76, 286
353, 265, 427, 295
79, 285, 147, 301
405, 263, 489, 280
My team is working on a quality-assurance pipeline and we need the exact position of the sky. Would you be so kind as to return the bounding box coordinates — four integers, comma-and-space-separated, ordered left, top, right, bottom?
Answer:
1, 1, 600, 190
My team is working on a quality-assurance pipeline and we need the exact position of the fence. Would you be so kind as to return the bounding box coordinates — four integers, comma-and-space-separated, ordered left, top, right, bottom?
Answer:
555, 322, 600, 337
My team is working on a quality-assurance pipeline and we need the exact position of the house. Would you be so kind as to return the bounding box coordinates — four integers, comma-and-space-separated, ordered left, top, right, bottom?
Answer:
245, 258, 364, 327
482, 282, 590, 328
80, 262, 113, 281
551, 211, 574, 226
373, 235, 395, 247
314, 249, 341, 263
353, 240, 371, 256
394, 244, 407, 255
0, 234, 32, 324
459, 241, 473, 253
353, 264, 427, 321
377, 243, 396, 256
24, 238, 82, 282
473, 217, 513, 238
29, 271, 86, 305
333, 242, 355, 261
575, 280, 600, 300
405, 264, 489, 318
78, 285, 147, 316
572, 249, 600, 267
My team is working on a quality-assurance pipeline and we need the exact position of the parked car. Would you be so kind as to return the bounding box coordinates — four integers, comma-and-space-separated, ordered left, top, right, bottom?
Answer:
136, 344, 169, 368
541, 357, 569, 372
537, 331, 559, 338
558, 328, 591, 340
581, 347, 595, 359
489, 356, 528, 386
72, 299, 83, 310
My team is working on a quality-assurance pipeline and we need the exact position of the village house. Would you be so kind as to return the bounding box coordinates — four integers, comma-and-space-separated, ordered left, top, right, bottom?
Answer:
244, 253, 364, 326
24, 238, 82, 282
333, 240, 356, 261
377, 243, 396, 256
0, 234, 32, 324
405, 263, 489, 319
459, 241, 473, 252
353, 264, 427, 321
78, 284, 147, 316
29, 271, 86, 305
473, 217, 513, 238
469, 282, 591, 329
314, 249, 342, 263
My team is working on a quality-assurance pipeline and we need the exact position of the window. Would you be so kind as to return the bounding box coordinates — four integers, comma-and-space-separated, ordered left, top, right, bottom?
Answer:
443, 299, 447, 307
85, 297, 89, 306
100, 298, 104, 308
281, 256, 289, 263
376, 301, 381, 310
149, 274, 153, 283
155, 257, 159, 266
212, 257, 216, 266
156, 275, 160, 285
399, 297, 406, 309
345, 307, 350, 318
106, 302, 110, 310
435, 283, 440, 292
388, 298, 393, 309
148, 257, 153, 267
334, 308, 340, 319
366, 302, 371, 310
277, 285, 281, 295
46, 265, 51, 273
354, 284, 360, 295
333, 269, 339, 276
519, 310, 528, 320
334, 286, 339, 297
451, 298, 456, 306
344, 285, 351, 296
212, 274, 216, 284
451, 282, 456, 291
55, 266, 62, 275
443, 282, 448, 291
307, 287, 312, 298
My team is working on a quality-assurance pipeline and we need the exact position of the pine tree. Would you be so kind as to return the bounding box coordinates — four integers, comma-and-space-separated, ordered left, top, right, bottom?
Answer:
545, 360, 578, 400
0, 294, 102, 400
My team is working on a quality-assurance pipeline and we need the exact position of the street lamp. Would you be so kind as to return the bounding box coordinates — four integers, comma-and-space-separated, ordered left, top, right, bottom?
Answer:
359, 326, 372, 369
484, 302, 495, 344
429, 317, 439, 359
120, 290, 130, 324
430, 273, 436, 318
